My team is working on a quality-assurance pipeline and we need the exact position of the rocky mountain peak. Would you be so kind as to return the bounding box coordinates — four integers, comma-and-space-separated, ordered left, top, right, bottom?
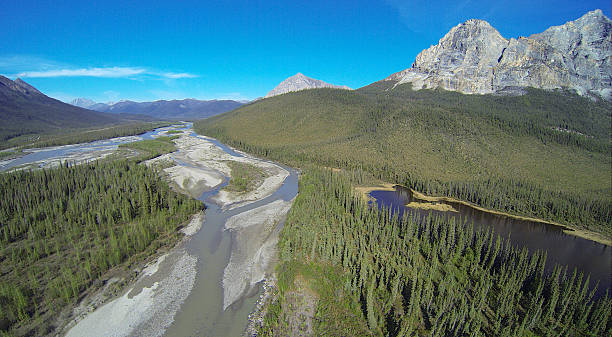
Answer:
69, 98, 97, 108
387, 17, 508, 94
0, 76, 44, 98
386, 10, 612, 100
434, 18, 505, 51
265, 73, 351, 98
581, 9, 606, 20
534, 8, 610, 39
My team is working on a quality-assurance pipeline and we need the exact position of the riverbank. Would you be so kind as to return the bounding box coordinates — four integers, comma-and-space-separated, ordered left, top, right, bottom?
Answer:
63, 213, 203, 337
166, 133, 290, 209
0, 135, 144, 172
63, 127, 296, 337
223, 198, 294, 310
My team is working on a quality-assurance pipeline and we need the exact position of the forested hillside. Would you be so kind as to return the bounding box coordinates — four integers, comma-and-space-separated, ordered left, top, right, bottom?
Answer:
195, 85, 611, 238
259, 168, 611, 336
0, 76, 125, 142
0, 76, 162, 151
0, 160, 203, 335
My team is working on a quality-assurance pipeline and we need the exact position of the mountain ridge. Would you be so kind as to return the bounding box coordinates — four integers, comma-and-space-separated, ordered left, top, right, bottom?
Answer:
265, 72, 351, 98
385, 9, 612, 99
0, 76, 124, 141
68, 97, 245, 120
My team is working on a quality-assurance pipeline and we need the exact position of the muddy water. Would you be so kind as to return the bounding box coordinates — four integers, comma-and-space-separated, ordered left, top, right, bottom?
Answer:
370, 186, 611, 297
163, 151, 298, 336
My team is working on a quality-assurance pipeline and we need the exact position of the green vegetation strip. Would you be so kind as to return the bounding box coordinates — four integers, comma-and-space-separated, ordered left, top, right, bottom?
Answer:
2, 122, 172, 151
0, 160, 203, 335
118, 135, 178, 161
260, 168, 611, 336
223, 161, 266, 193
0, 151, 19, 160
195, 86, 611, 239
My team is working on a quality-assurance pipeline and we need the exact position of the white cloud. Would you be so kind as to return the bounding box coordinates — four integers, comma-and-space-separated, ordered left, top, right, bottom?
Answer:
1, 55, 197, 79
160, 72, 198, 79
17, 67, 146, 78
16, 67, 198, 79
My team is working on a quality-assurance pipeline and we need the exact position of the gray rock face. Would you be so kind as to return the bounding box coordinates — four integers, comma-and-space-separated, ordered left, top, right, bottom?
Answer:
386, 10, 612, 99
265, 72, 351, 98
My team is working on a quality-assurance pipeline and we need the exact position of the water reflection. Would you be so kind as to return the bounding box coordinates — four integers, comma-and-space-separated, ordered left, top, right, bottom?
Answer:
370, 186, 611, 297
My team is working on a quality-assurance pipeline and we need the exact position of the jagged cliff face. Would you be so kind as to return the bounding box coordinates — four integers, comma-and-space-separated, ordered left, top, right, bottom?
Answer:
386, 10, 612, 99
265, 73, 350, 98
387, 19, 508, 94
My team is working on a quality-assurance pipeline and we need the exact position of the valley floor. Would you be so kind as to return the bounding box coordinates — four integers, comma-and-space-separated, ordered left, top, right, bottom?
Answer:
61, 128, 295, 337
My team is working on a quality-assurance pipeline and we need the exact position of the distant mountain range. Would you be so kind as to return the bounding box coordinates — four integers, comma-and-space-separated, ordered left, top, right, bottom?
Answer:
70, 98, 245, 120
0, 76, 128, 141
265, 73, 351, 98
385, 10, 612, 99
3, 9, 609, 146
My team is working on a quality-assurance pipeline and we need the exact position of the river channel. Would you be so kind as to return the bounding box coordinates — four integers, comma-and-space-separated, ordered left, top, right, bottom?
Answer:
4, 123, 608, 333
0, 124, 189, 172
162, 144, 298, 336
1, 123, 298, 336
370, 185, 611, 297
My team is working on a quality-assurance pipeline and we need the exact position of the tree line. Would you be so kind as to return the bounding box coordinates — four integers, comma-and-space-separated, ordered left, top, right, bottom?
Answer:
0, 159, 203, 335
260, 168, 610, 336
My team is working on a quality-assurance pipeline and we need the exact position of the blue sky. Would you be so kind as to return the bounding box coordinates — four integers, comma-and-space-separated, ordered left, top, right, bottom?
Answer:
1, 0, 609, 102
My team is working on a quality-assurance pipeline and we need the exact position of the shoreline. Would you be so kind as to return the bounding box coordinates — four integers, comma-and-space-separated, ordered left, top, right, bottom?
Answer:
222, 199, 293, 311
61, 211, 204, 337
409, 188, 612, 246
245, 277, 277, 336
405, 201, 458, 212
354, 183, 396, 203
355, 183, 611, 247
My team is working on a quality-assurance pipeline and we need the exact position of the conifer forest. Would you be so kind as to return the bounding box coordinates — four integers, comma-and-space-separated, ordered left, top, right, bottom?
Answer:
0, 159, 203, 334
260, 168, 611, 336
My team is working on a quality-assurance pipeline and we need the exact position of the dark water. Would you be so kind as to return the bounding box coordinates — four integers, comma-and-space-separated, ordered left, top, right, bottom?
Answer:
370, 186, 612, 296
